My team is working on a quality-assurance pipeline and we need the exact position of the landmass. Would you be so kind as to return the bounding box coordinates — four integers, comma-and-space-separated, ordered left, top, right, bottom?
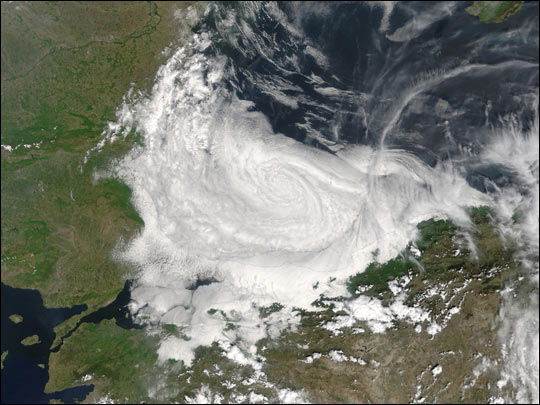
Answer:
46, 207, 526, 403
46, 319, 160, 401
2, 2, 535, 403
1, 0, 198, 344
466, 1, 523, 23
1, 351, 7, 369
21, 334, 41, 346
8, 314, 23, 324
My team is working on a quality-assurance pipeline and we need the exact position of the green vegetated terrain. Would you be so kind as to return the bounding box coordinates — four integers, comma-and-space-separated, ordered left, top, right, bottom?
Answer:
46, 207, 528, 403
1, 1, 198, 341
466, 1, 523, 23
46, 320, 161, 401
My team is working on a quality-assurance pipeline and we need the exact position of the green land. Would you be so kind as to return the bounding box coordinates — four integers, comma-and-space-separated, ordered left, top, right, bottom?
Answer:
1, 1, 198, 397
1, 1, 199, 343
466, 1, 523, 23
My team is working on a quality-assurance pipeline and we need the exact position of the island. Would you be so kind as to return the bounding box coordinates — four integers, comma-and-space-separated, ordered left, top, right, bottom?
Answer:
1, 351, 7, 369
20, 335, 41, 346
466, 1, 523, 23
8, 314, 23, 324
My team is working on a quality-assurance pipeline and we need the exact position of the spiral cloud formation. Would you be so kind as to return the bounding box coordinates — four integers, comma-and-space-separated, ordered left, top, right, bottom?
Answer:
106, 33, 497, 365
90, 3, 540, 401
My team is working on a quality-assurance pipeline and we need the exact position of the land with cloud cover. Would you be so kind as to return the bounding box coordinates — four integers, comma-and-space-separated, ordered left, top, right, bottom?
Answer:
46, 208, 532, 403
1, 0, 201, 348
2, 1, 538, 404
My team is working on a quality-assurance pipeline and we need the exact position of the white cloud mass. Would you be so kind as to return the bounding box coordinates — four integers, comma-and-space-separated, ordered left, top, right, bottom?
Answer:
97, 10, 538, 401
105, 32, 490, 366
